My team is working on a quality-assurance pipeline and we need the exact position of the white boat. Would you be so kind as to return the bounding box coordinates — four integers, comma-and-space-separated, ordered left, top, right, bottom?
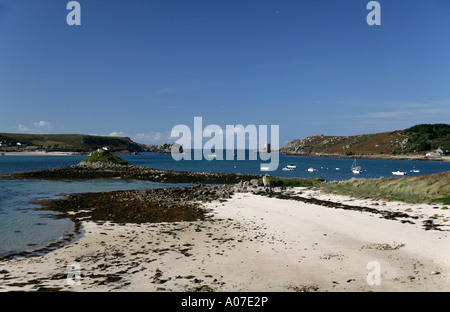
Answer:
282, 167, 295, 171
410, 168, 420, 173
286, 164, 297, 169
392, 171, 407, 176
261, 166, 271, 171
307, 167, 317, 172
351, 159, 362, 174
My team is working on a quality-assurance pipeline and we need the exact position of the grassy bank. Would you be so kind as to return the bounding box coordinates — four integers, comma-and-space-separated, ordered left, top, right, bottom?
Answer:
320, 171, 450, 204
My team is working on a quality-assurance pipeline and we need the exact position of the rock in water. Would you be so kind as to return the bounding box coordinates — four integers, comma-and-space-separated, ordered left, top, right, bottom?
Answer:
79, 150, 128, 166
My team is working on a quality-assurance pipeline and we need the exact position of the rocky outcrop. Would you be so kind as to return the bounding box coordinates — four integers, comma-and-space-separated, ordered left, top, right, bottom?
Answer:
37, 184, 235, 224
5, 162, 262, 185
81, 150, 129, 166
144, 143, 182, 153
76, 161, 129, 169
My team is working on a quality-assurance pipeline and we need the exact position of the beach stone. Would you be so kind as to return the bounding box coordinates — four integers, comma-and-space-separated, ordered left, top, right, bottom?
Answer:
430, 271, 440, 275
250, 179, 263, 187
191, 285, 215, 292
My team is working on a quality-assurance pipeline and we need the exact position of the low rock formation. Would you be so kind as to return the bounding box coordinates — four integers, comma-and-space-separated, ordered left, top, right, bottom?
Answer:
37, 184, 235, 224
5, 161, 262, 185
81, 150, 129, 166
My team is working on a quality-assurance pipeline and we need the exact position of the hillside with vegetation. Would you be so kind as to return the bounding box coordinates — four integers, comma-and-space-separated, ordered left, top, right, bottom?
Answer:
399, 124, 450, 153
280, 124, 450, 158
0, 133, 148, 153
81, 150, 129, 166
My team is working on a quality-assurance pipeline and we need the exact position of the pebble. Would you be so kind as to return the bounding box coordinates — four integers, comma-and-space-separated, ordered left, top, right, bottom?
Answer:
430, 271, 440, 275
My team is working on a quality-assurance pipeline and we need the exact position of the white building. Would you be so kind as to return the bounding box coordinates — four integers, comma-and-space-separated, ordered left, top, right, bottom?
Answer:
426, 148, 446, 157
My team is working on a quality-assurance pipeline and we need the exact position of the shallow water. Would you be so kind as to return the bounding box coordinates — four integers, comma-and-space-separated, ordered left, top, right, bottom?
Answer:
0, 178, 185, 257
0, 152, 448, 257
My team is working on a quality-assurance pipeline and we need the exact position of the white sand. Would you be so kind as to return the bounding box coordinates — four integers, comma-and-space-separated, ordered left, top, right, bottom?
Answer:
1, 188, 449, 292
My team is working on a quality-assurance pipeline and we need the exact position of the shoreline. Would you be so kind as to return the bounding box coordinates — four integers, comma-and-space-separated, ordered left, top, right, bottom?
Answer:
0, 151, 84, 156
281, 152, 450, 162
2, 150, 449, 162
1, 186, 449, 292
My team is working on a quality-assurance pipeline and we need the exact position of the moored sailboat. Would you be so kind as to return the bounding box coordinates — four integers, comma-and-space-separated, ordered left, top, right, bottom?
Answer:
351, 159, 362, 174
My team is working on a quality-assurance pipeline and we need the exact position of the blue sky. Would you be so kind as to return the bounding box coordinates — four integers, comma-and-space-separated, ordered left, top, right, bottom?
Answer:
0, 0, 449, 145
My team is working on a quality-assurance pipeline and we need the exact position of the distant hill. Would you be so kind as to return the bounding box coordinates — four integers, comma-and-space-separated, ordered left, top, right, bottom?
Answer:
280, 124, 450, 158
0, 133, 148, 153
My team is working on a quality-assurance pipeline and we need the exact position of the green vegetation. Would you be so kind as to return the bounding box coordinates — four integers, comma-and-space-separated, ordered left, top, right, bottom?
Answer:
321, 171, 450, 204
401, 123, 450, 153
432, 197, 450, 205
83, 150, 128, 165
264, 176, 325, 187
0, 133, 145, 152
281, 123, 449, 156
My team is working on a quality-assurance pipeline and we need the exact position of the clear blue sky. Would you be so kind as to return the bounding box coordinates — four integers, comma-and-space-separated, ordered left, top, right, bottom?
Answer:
0, 0, 449, 145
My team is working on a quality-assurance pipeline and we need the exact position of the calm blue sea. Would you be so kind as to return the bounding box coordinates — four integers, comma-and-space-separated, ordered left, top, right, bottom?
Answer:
0, 152, 449, 257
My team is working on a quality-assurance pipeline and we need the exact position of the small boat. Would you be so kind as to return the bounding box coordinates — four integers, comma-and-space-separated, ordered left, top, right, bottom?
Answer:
286, 164, 297, 169
307, 167, 317, 172
351, 159, 362, 174
282, 166, 295, 171
261, 166, 271, 171
410, 168, 420, 173
392, 171, 407, 176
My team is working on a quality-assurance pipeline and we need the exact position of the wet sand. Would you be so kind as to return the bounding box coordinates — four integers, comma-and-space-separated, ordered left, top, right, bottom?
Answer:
1, 187, 449, 292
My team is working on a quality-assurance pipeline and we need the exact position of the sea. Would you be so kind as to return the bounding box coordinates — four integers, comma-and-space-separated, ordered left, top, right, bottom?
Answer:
1, 151, 449, 258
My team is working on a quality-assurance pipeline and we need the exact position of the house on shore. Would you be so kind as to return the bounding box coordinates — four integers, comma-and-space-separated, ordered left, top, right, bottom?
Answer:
436, 147, 446, 156
426, 147, 447, 157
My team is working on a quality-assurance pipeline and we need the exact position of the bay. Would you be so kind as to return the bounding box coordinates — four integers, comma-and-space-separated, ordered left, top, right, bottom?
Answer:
0, 152, 449, 257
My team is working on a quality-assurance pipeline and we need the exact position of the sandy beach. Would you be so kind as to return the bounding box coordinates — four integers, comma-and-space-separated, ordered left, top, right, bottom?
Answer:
1, 187, 449, 292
